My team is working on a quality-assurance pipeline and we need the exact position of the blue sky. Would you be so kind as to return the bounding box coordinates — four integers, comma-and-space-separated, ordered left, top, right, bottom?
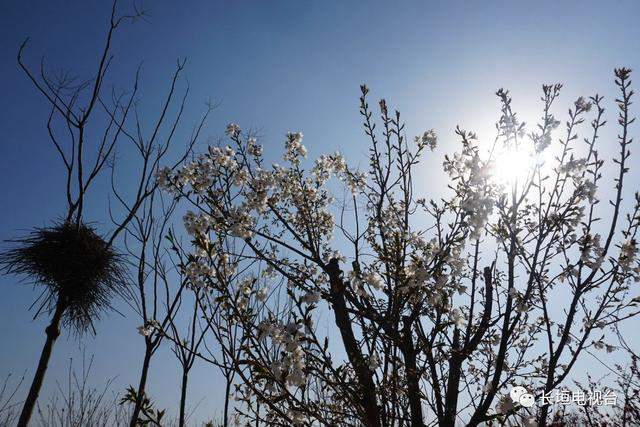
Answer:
1, 0, 640, 423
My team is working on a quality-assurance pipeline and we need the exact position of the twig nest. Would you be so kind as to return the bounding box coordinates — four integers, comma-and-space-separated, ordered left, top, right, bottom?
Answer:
1, 222, 127, 333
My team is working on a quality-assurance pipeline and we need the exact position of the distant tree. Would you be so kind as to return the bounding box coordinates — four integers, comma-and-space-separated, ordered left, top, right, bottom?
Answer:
122, 184, 216, 427
159, 68, 639, 426
0, 372, 24, 425
120, 99, 211, 427
0, 2, 198, 425
122, 192, 188, 427
35, 351, 126, 427
167, 283, 211, 427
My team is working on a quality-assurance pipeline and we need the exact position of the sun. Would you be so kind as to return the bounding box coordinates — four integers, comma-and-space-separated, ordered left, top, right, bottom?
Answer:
491, 145, 537, 186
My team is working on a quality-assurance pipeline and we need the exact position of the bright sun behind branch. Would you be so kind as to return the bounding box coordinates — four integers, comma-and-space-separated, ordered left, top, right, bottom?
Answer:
491, 144, 538, 186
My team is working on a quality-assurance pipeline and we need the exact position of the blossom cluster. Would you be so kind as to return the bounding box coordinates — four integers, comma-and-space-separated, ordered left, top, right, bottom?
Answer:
283, 132, 307, 164
444, 136, 496, 240
258, 320, 307, 387
414, 129, 438, 151
137, 319, 160, 337
619, 239, 639, 275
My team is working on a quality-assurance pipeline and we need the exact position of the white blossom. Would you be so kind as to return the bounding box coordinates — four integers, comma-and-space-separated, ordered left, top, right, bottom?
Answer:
414, 129, 438, 151
226, 122, 241, 137
137, 319, 160, 337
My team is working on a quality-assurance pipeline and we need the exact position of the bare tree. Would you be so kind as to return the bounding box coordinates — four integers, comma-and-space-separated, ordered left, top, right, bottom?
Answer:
167, 288, 210, 427
0, 372, 24, 425
0, 1, 205, 425
122, 193, 185, 427
34, 351, 128, 427
122, 96, 211, 425
126, 204, 215, 427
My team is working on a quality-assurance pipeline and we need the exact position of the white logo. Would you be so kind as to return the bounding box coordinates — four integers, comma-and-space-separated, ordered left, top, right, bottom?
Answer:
507, 386, 617, 408
510, 386, 535, 408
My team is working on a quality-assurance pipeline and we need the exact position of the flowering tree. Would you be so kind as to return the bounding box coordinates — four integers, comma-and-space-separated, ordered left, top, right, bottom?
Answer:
158, 68, 638, 426
548, 350, 640, 425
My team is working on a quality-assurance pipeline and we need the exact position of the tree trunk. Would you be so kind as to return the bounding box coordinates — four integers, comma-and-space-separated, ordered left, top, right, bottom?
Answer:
129, 346, 152, 427
17, 300, 65, 427
223, 374, 232, 427
178, 370, 189, 427
326, 259, 382, 427
400, 320, 425, 427
443, 329, 463, 427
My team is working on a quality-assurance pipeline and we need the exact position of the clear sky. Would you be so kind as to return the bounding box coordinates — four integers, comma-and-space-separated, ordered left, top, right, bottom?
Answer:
1, 0, 640, 423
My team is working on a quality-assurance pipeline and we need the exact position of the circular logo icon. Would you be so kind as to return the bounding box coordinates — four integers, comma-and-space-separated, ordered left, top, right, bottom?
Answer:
510, 386, 527, 402
519, 393, 535, 408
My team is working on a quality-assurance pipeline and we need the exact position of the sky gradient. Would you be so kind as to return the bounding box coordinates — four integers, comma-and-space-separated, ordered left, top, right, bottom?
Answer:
1, 0, 640, 423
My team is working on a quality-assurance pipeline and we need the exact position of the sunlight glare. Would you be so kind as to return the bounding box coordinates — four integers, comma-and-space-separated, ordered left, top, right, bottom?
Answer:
492, 147, 536, 186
